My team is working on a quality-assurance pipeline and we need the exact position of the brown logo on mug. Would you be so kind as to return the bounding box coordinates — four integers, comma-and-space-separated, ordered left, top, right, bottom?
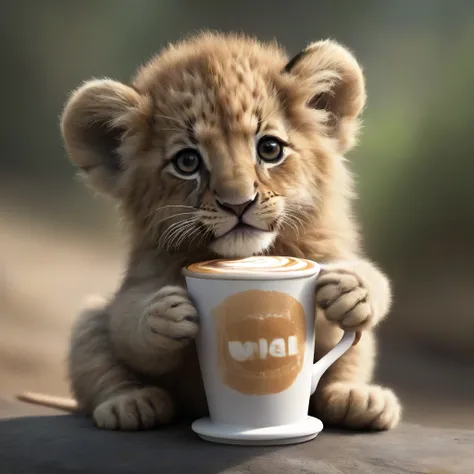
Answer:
213, 290, 306, 395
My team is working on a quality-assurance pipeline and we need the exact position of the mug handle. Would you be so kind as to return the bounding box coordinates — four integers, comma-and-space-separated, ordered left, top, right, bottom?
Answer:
310, 331, 360, 395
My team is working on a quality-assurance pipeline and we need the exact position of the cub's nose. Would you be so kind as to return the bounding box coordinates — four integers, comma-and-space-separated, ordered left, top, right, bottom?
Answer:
216, 194, 258, 217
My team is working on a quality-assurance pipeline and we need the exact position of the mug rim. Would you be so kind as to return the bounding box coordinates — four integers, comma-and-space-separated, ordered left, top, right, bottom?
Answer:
182, 258, 321, 281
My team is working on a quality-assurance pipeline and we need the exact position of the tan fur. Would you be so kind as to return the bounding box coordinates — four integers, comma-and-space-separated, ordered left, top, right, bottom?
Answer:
58, 32, 401, 431
17, 392, 78, 412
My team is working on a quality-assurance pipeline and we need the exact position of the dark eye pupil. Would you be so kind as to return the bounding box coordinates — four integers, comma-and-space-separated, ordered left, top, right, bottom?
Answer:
174, 150, 200, 174
258, 137, 283, 162
263, 142, 277, 153
181, 154, 196, 168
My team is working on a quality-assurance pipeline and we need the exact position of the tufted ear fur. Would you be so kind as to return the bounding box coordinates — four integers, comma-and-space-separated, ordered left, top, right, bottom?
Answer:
284, 40, 366, 153
60, 79, 152, 196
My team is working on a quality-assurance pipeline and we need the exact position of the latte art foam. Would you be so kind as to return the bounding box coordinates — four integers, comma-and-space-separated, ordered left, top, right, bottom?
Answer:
186, 256, 318, 276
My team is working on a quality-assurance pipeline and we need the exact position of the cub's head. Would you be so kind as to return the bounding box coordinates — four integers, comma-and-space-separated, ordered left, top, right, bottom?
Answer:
61, 32, 365, 257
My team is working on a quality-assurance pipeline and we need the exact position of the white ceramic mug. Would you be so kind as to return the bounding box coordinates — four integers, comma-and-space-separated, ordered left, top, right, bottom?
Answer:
183, 256, 356, 446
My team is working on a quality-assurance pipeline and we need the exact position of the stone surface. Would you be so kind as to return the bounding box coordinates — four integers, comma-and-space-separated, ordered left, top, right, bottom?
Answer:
0, 398, 472, 474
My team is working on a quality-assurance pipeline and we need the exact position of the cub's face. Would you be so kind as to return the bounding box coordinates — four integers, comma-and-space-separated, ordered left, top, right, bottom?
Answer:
61, 33, 365, 257
143, 65, 312, 257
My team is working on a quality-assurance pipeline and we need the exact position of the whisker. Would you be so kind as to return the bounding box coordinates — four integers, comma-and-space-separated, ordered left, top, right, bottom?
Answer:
165, 219, 197, 242
156, 211, 197, 225
176, 222, 205, 249
159, 218, 198, 249
172, 220, 199, 246
283, 203, 312, 226
156, 204, 197, 212
280, 209, 304, 238
185, 226, 203, 249
145, 204, 196, 220
197, 225, 214, 248
164, 226, 193, 250
189, 222, 212, 246
175, 221, 199, 247
285, 202, 312, 217
285, 211, 305, 229
280, 213, 299, 238
146, 204, 198, 224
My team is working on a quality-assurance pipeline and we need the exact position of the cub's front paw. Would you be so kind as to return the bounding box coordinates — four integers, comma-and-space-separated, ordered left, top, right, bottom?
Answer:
315, 265, 372, 331
313, 382, 401, 431
142, 286, 198, 350
93, 387, 174, 430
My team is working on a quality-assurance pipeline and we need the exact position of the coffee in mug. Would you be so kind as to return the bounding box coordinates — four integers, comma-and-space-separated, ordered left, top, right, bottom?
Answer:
183, 256, 355, 445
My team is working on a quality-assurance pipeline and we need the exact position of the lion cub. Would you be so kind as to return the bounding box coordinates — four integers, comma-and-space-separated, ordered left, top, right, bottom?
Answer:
61, 32, 401, 431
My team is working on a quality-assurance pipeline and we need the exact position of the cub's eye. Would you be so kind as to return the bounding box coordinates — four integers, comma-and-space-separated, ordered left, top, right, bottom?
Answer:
257, 136, 285, 164
172, 149, 201, 175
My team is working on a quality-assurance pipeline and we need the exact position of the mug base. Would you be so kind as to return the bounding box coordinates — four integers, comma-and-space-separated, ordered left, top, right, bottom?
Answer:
191, 416, 323, 446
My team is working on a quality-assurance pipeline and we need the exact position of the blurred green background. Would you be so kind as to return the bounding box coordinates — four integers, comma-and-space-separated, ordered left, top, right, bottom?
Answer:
1, 0, 473, 427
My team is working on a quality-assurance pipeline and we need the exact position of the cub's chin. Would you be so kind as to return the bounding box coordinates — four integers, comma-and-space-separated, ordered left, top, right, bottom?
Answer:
209, 227, 276, 258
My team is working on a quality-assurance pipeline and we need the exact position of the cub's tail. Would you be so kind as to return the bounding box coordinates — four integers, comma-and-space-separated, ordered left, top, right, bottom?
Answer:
16, 392, 78, 413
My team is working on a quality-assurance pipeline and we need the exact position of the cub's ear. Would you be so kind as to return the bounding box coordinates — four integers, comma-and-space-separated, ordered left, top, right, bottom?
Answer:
60, 79, 151, 196
284, 40, 366, 153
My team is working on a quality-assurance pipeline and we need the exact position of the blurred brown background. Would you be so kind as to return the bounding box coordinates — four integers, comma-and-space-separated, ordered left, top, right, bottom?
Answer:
1, 1, 473, 428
